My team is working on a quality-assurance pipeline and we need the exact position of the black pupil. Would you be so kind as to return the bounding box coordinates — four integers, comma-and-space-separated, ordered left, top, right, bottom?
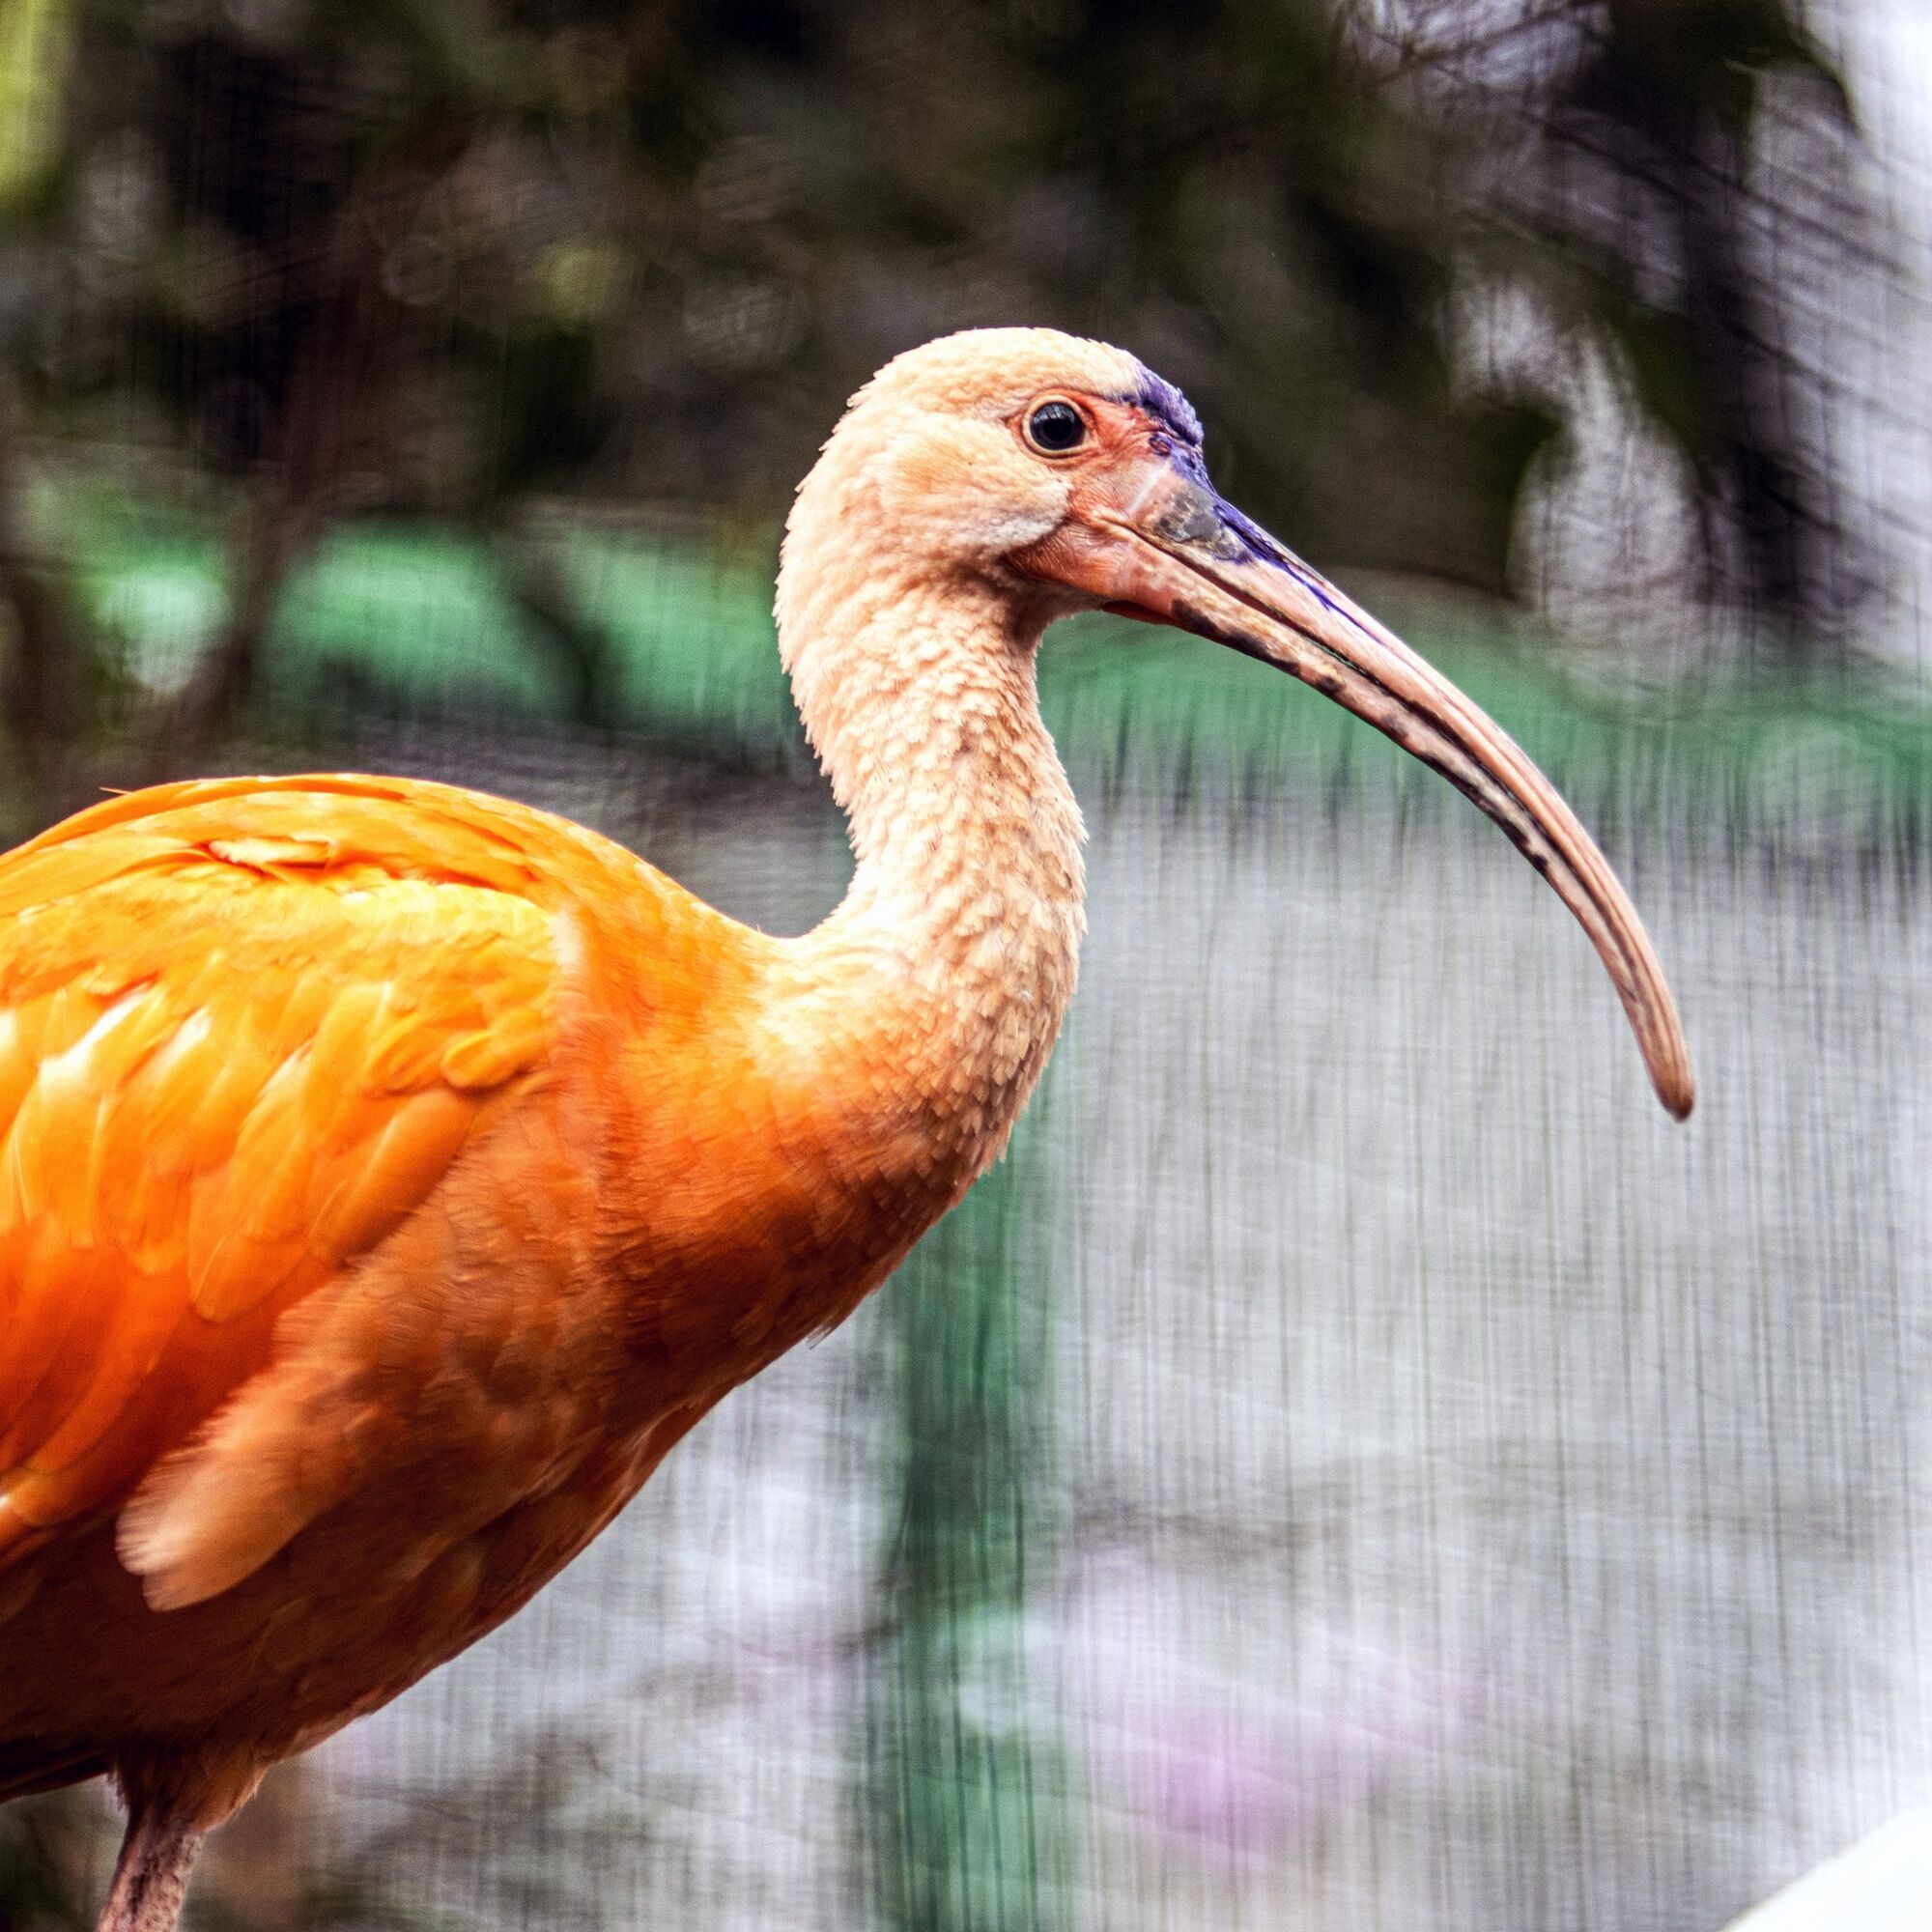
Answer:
1030, 402, 1084, 452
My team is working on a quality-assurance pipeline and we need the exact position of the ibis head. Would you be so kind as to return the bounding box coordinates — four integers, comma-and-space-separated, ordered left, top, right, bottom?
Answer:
791, 328, 1693, 1120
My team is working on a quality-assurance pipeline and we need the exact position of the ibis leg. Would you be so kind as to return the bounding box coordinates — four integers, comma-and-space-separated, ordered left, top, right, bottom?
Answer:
96, 1801, 203, 1932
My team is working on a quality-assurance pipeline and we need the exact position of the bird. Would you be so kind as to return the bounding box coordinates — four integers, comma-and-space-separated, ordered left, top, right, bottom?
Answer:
0, 327, 1693, 1931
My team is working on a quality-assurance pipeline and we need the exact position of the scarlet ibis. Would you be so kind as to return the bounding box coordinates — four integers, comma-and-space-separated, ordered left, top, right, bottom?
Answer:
0, 329, 1691, 1931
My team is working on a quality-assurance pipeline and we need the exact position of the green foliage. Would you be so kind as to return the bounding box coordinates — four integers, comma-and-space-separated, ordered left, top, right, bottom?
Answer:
9, 0, 1822, 573
0, 0, 1874, 774
0, 0, 70, 213
0, 1792, 96, 1932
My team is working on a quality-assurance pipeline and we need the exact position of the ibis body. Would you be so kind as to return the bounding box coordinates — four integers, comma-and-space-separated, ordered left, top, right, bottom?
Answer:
0, 330, 1691, 1930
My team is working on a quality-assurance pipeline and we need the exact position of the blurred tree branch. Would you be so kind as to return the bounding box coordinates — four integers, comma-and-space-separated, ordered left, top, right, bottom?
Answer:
1363, 0, 1873, 638
0, 384, 83, 812
1552, 0, 1861, 636
151, 166, 435, 762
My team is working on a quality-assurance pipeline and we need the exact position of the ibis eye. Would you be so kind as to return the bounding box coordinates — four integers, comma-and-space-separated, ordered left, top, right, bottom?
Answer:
1025, 400, 1088, 455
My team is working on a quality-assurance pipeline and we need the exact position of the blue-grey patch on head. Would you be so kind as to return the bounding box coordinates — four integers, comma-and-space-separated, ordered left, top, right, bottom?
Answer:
1131, 368, 1203, 448
1121, 367, 1213, 489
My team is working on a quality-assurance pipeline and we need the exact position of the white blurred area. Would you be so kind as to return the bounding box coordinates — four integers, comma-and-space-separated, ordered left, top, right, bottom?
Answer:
1726, 1807, 1932, 1930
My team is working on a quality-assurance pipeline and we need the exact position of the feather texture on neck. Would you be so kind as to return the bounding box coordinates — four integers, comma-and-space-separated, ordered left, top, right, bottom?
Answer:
775, 430, 1087, 1181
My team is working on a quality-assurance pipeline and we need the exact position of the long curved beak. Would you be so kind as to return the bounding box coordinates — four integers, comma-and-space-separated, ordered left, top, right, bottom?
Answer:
1024, 467, 1694, 1121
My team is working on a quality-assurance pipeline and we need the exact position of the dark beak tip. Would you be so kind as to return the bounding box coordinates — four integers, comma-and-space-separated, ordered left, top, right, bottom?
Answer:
1647, 1033, 1696, 1121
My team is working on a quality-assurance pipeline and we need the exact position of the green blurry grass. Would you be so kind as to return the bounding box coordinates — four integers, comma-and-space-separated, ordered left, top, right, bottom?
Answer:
51, 483, 1932, 827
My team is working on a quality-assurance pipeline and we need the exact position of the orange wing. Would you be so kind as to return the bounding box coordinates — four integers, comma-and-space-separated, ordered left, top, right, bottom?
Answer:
0, 778, 562, 1576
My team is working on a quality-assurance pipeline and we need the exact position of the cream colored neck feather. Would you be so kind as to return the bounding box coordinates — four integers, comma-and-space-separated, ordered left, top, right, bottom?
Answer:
777, 535, 1086, 1175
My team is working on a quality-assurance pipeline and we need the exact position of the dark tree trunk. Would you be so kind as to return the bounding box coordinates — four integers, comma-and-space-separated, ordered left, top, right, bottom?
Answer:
1555, 14, 1855, 642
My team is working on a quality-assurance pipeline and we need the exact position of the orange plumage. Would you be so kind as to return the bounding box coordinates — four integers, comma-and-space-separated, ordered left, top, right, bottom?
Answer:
0, 764, 954, 1753
0, 331, 1690, 1932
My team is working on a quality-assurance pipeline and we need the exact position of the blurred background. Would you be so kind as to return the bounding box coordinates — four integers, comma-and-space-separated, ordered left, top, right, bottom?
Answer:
2, 1, 1930, 1927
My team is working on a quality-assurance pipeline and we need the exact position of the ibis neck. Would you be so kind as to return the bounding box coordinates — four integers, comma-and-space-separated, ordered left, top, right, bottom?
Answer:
779, 562, 1087, 1163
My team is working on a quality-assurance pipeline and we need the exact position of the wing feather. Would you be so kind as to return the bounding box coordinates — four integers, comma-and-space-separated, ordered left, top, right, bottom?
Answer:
0, 781, 564, 1570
